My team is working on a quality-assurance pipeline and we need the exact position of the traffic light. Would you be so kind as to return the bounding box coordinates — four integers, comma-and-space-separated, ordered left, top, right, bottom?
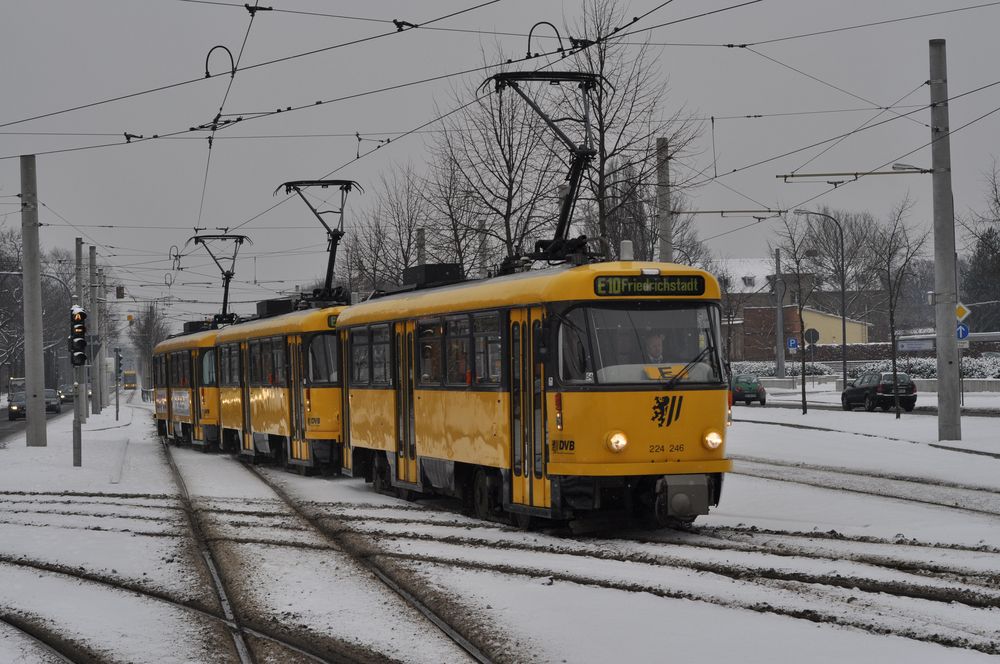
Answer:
115, 348, 123, 384
69, 306, 88, 366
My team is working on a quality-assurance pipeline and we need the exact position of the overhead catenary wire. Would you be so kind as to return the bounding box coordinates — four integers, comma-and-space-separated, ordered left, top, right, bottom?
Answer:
0, 0, 502, 132
701, 99, 1000, 245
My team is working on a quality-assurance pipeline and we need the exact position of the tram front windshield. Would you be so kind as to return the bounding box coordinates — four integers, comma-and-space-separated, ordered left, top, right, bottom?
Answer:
557, 302, 725, 386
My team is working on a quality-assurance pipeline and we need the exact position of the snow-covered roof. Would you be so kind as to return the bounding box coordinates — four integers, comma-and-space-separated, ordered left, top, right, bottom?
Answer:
713, 258, 773, 294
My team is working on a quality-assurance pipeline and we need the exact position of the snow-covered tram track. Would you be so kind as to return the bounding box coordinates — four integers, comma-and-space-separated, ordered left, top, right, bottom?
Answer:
161, 443, 357, 664
0, 613, 81, 663
0, 554, 356, 664
372, 540, 1000, 655
730, 456, 1000, 518
244, 465, 496, 664
277, 503, 1000, 654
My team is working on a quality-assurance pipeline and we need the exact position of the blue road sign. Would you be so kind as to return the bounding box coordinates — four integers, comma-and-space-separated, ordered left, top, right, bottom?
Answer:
957, 323, 970, 340
787, 338, 798, 350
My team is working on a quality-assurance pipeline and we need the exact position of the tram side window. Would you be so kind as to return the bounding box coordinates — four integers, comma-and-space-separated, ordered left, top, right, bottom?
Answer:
223, 345, 238, 387
202, 349, 217, 387
307, 333, 338, 385
351, 330, 370, 386
559, 308, 594, 384
249, 342, 262, 385
446, 316, 471, 386
473, 312, 502, 385
417, 320, 443, 385
272, 338, 286, 386
371, 325, 392, 386
260, 339, 274, 385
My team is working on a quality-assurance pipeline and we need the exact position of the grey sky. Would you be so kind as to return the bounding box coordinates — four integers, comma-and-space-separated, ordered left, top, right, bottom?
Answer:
2, 1, 999, 328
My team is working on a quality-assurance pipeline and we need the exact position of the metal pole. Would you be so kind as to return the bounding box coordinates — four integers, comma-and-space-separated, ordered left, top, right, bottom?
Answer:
74, 238, 83, 466
89, 245, 100, 415
115, 347, 120, 421
839, 223, 847, 389
774, 248, 786, 378
20, 155, 46, 447
656, 138, 672, 262
929, 39, 961, 440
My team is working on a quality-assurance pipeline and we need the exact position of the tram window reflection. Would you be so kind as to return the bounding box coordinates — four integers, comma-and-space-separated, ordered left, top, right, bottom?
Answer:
307, 333, 338, 385
418, 320, 444, 385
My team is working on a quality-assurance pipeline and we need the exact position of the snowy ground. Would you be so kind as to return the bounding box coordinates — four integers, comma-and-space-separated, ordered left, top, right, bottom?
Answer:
763, 384, 999, 413
1, 393, 999, 662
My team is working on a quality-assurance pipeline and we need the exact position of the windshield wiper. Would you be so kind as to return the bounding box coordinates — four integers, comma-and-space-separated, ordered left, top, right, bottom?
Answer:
663, 345, 713, 390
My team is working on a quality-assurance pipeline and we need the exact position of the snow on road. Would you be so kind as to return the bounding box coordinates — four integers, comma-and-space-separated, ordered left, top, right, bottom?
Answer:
1, 396, 999, 662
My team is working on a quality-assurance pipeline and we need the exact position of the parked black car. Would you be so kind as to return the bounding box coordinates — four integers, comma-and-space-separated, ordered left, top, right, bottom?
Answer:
842, 371, 916, 412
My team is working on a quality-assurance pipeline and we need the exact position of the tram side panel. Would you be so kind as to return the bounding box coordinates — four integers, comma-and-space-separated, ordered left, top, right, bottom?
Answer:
245, 337, 291, 460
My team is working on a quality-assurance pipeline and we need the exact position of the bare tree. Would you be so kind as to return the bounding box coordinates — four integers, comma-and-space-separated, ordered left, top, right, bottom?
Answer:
772, 215, 822, 414
870, 196, 929, 418
565, 0, 700, 254
959, 158, 1000, 332
801, 206, 878, 321
421, 152, 490, 278
128, 302, 171, 385
960, 157, 1000, 244
432, 60, 562, 267
375, 163, 429, 283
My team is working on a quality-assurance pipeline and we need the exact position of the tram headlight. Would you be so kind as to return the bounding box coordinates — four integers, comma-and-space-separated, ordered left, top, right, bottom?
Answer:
606, 430, 628, 453
703, 430, 723, 450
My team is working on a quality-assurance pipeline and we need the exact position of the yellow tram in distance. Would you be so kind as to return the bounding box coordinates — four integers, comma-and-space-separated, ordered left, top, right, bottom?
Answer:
338, 261, 732, 527
214, 305, 346, 472
152, 324, 220, 450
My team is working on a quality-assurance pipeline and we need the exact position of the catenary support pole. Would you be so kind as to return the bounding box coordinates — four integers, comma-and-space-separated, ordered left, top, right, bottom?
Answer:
90, 245, 100, 415
97, 268, 106, 411
20, 155, 46, 447
656, 138, 672, 262
774, 248, 786, 379
115, 347, 120, 422
929, 39, 961, 441
74, 237, 83, 466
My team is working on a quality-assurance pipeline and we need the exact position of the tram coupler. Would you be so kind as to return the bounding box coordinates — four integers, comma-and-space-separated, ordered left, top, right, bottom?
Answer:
654, 474, 710, 526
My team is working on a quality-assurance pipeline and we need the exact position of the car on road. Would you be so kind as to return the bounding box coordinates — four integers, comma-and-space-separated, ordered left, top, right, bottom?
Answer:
7, 392, 26, 420
731, 373, 766, 406
58, 384, 75, 402
842, 371, 916, 412
45, 389, 62, 414
7, 390, 63, 419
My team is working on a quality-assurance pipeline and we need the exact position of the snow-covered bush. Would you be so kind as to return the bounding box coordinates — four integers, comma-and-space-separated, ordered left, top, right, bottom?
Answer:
848, 356, 1000, 379
730, 361, 835, 377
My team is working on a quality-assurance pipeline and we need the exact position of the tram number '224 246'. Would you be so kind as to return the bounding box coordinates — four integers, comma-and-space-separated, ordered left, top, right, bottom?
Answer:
649, 444, 685, 453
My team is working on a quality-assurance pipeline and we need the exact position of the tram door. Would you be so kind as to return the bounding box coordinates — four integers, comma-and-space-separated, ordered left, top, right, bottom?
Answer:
240, 342, 253, 453
191, 350, 202, 441
394, 321, 418, 485
289, 336, 306, 460
509, 308, 551, 510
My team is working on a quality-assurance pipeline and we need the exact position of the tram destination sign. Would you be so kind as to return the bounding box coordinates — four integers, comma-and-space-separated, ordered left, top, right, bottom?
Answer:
594, 274, 705, 297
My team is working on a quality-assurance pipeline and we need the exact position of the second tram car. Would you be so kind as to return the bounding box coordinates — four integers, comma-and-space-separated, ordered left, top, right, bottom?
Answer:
214, 306, 346, 472
338, 261, 731, 527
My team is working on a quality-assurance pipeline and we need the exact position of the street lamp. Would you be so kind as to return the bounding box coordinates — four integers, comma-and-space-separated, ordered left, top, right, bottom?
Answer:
793, 210, 848, 387
892, 163, 934, 174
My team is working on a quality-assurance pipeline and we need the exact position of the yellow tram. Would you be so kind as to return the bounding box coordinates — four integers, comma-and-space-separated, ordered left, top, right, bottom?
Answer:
152, 326, 220, 449
337, 261, 732, 527
214, 306, 346, 472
